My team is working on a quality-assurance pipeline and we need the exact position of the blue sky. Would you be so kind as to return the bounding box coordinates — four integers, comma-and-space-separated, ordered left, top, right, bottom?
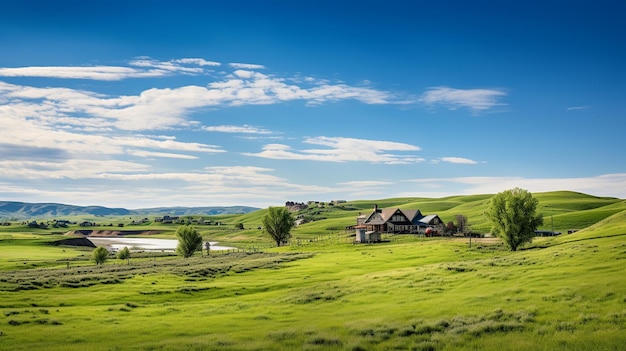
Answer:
0, 0, 624, 208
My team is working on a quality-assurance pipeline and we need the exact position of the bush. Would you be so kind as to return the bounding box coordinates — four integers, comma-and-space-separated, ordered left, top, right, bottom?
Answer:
176, 225, 203, 258
92, 247, 109, 265
117, 247, 131, 263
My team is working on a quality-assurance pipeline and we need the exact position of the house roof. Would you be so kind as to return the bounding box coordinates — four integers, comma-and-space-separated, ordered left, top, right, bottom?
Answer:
366, 218, 387, 225
402, 209, 424, 222
362, 207, 438, 226
418, 214, 440, 225
379, 208, 398, 221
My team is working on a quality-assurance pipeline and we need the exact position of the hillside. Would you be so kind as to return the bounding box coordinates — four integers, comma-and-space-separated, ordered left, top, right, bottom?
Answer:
1, 201, 625, 350
0, 201, 260, 220
284, 191, 625, 237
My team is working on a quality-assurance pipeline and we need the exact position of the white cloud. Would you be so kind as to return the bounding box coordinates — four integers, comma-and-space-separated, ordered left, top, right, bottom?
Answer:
0, 57, 220, 81
1, 59, 410, 134
172, 58, 221, 66
203, 125, 272, 134
244, 136, 424, 164
229, 62, 266, 70
0, 65, 164, 80
232, 70, 255, 78
0, 159, 151, 179
126, 150, 200, 159
419, 86, 506, 113
440, 157, 478, 164
0, 95, 224, 177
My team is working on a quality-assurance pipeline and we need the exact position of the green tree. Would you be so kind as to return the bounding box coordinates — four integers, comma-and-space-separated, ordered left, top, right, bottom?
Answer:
92, 246, 109, 265
176, 225, 203, 258
485, 187, 543, 251
261, 207, 295, 247
235, 222, 244, 230
117, 246, 131, 264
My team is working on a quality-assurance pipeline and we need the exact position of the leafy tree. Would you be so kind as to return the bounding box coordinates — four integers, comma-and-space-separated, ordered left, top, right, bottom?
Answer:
92, 246, 109, 265
235, 222, 244, 230
176, 225, 203, 258
485, 187, 543, 251
117, 246, 131, 264
261, 207, 295, 247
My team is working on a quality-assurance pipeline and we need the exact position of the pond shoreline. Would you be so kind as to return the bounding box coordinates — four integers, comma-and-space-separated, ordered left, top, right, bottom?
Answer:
86, 237, 235, 252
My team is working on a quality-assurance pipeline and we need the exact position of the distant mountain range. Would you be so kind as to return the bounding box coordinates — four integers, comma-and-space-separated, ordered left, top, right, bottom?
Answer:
0, 201, 260, 219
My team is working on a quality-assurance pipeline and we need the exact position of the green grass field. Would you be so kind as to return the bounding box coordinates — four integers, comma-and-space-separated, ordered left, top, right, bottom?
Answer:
0, 191, 625, 350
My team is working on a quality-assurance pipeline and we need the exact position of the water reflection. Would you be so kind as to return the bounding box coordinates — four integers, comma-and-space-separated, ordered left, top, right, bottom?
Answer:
86, 237, 234, 252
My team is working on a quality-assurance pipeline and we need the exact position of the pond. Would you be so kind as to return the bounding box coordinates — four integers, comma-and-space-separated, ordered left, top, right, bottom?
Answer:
86, 237, 234, 252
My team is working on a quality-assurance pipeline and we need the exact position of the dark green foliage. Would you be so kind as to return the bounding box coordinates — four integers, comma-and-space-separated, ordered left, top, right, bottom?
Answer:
261, 207, 295, 247
175, 225, 203, 258
91, 247, 108, 265
485, 188, 543, 251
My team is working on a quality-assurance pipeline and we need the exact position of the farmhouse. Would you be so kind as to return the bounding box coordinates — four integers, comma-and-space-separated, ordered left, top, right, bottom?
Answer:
355, 205, 443, 234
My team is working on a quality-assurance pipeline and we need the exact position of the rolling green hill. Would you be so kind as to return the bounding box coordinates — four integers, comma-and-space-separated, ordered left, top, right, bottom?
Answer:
279, 191, 624, 240
0, 194, 625, 350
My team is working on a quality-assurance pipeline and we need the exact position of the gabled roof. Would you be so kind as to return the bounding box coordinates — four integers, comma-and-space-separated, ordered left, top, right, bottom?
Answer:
364, 208, 416, 225
380, 208, 399, 221
417, 214, 441, 225
363, 210, 385, 225
362, 207, 438, 226
402, 209, 424, 223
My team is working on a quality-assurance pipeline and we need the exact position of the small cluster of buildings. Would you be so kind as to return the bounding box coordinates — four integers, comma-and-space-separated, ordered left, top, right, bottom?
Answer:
351, 205, 443, 243
154, 215, 181, 224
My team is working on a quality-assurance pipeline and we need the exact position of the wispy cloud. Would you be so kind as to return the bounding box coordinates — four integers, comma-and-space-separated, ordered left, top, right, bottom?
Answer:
0, 57, 219, 81
128, 57, 217, 75
126, 150, 200, 159
0, 66, 163, 80
244, 136, 424, 164
440, 157, 478, 164
0, 59, 409, 134
229, 63, 266, 70
203, 125, 273, 134
419, 86, 506, 113
567, 105, 590, 111
172, 58, 221, 66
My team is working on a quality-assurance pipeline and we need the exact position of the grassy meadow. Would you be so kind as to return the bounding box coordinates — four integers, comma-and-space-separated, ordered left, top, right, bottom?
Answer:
1, 191, 625, 350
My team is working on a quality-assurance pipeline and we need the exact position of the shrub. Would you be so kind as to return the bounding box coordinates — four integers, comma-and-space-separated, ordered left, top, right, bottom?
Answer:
92, 247, 109, 265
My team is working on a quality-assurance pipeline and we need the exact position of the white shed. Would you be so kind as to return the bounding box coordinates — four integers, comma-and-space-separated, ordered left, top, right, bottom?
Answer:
355, 225, 366, 243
